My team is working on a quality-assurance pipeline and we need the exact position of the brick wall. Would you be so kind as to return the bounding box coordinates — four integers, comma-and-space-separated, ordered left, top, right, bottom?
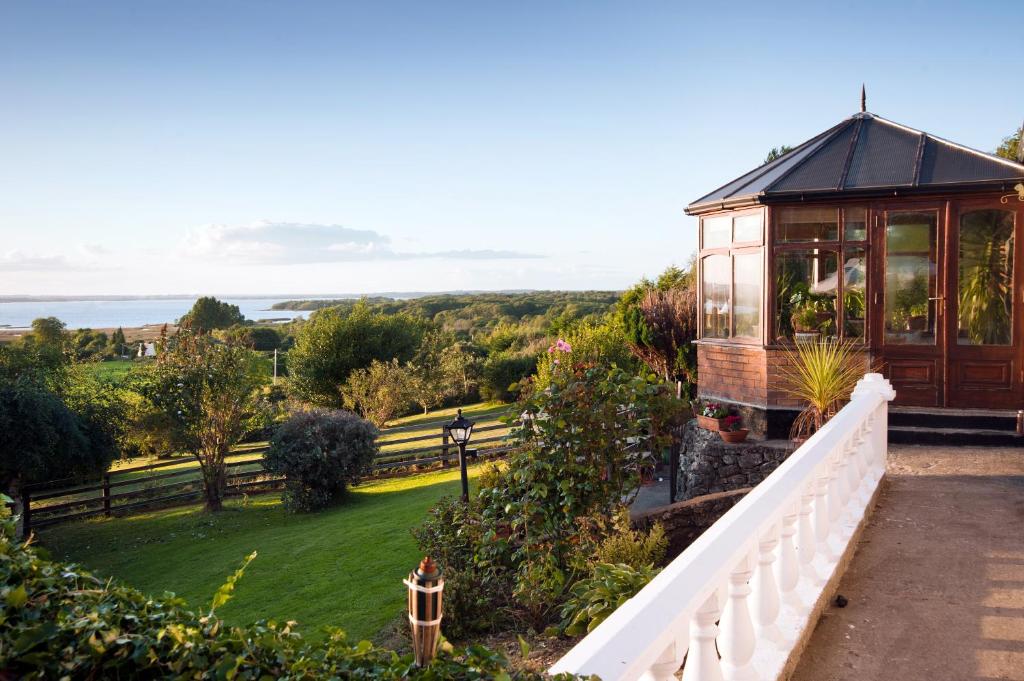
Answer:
696, 342, 768, 406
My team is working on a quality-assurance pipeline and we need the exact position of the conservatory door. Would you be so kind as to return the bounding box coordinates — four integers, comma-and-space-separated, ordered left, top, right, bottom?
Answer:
876, 208, 946, 407
946, 202, 1023, 409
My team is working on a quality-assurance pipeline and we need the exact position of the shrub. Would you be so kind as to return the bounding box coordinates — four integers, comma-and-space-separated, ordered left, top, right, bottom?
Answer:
479, 352, 537, 402
410, 496, 511, 638
558, 562, 660, 636
0, 498, 581, 680
341, 359, 414, 427
779, 338, 869, 441
263, 409, 378, 512
590, 507, 667, 569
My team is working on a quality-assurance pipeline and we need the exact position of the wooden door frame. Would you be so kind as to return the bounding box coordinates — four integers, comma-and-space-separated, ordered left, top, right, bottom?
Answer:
944, 197, 1024, 409
871, 200, 948, 407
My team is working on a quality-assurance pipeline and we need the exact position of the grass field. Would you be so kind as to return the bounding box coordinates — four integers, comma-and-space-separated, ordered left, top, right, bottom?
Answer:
38, 462, 491, 643
85, 358, 140, 383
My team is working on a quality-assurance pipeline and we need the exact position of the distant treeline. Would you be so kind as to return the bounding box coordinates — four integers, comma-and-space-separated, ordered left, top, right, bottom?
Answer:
273, 291, 623, 335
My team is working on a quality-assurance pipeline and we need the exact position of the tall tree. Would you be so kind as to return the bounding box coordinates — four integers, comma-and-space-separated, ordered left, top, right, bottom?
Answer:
996, 125, 1023, 163
341, 359, 414, 427
178, 297, 246, 332
764, 145, 794, 164
143, 330, 260, 511
30, 317, 67, 349
288, 302, 426, 407
408, 330, 456, 414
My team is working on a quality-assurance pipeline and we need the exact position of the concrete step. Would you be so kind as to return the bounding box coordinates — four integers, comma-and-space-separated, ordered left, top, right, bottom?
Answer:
889, 407, 1018, 432
888, 425, 1024, 447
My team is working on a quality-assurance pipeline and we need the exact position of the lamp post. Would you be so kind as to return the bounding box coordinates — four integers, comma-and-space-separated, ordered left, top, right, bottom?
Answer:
447, 409, 475, 501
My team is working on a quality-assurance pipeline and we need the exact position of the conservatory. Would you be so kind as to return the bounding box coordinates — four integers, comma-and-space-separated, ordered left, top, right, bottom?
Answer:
686, 110, 1024, 437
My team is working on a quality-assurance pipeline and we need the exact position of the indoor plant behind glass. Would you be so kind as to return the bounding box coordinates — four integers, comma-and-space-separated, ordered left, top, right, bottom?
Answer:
791, 303, 821, 344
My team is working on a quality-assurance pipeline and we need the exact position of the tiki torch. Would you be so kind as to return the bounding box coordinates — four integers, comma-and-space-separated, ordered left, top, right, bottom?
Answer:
405, 556, 444, 666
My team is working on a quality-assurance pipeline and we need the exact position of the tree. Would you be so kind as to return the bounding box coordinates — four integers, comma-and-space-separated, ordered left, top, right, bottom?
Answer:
533, 316, 640, 391
340, 358, 413, 427
288, 303, 426, 407
178, 297, 246, 332
765, 145, 794, 164
30, 317, 67, 349
408, 330, 457, 414
439, 341, 482, 400
996, 125, 1023, 163
620, 263, 699, 397
111, 327, 127, 356
143, 329, 260, 511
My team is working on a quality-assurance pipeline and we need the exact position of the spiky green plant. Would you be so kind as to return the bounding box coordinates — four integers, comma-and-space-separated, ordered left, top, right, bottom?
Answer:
779, 338, 869, 441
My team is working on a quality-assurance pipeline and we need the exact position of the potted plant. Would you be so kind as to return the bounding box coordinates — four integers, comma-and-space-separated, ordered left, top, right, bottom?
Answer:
697, 402, 730, 431
779, 338, 867, 442
791, 303, 821, 344
719, 415, 749, 443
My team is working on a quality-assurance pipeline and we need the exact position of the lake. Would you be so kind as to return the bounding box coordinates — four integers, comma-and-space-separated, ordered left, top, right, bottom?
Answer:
0, 298, 312, 330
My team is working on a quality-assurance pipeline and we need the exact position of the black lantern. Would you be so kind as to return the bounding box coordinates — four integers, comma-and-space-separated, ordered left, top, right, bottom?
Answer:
447, 409, 475, 501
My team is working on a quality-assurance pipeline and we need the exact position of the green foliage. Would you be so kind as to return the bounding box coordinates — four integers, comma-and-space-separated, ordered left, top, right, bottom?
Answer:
288, 302, 426, 407
263, 409, 378, 512
341, 358, 415, 427
558, 562, 660, 636
178, 296, 246, 332
533, 316, 639, 391
996, 126, 1022, 161
0, 511, 582, 680
209, 551, 258, 614
30, 316, 67, 348
480, 352, 537, 402
141, 329, 262, 510
591, 508, 667, 569
764, 144, 794, 164
780, 338, 867, 440
218, 324, 283, 351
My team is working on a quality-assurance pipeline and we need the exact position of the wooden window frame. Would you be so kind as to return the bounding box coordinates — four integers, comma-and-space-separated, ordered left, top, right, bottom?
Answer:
697, 207, 765, 346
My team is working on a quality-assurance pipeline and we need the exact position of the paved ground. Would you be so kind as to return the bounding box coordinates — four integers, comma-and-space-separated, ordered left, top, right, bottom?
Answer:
791, 444, 1024, 681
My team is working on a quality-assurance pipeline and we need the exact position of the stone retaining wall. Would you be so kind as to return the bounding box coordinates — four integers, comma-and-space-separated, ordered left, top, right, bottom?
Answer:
632, 488, 750, 560
675, 420, 795, 502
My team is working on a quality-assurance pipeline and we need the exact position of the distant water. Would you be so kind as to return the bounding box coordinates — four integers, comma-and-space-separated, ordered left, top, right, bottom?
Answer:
0, 298, 311, 330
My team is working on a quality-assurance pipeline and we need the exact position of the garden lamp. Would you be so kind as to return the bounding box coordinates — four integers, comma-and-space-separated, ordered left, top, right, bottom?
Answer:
447, 409, 475, 501
405, 556, 444, 667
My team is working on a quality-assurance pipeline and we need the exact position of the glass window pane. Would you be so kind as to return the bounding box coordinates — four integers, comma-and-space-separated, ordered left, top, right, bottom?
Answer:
776, 207, 839, 242
844, 207, 868, 241
703, 216, 731, 249
774, 250, 839, 342
733, 252, 762, 338
843, 248, 867, 342
884, 211, 938, 345
702, 254, 730, 338
734, 214, 763, 243
958, 209, 1014, 345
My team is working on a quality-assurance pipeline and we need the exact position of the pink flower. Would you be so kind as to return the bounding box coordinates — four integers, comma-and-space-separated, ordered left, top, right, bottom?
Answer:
555, 339, 572, 352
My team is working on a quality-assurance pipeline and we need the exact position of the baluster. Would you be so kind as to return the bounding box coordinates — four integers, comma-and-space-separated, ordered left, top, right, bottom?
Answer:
641, 628, 689, 681
852, 424, 871, 505
813, 468, 837, 574
844, 435, 862, 514
681, 592, 724, 681
797, 484, 821, 584
719, 555, 758, 681
870, 407, 886, 480
776, 500, 803, 613
836, 440, 856, 541
825, 453, 846, 554
752, 526, 784, 648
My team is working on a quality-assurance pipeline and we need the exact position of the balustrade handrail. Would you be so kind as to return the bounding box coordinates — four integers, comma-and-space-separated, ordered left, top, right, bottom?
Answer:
550, 373, 895, 681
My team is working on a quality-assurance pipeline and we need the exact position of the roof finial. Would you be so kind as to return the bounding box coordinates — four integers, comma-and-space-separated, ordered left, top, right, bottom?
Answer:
861, 84, 866, 113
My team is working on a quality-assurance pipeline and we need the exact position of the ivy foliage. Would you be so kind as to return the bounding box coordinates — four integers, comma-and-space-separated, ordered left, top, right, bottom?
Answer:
0, 498, 585, 680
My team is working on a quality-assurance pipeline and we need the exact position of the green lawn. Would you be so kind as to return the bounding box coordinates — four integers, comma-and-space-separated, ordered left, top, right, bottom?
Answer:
85, 358, 140, 383
38, 463, 489, 643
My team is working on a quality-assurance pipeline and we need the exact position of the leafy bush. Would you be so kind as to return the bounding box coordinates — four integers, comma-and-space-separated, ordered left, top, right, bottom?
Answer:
0, 498, 582, 680
411, 496, 510, 638
590, 508, 667, 569
341, 358, 415, 427
263, 408, 378, 512
479, 352, 537, 402
558, 562, 660, 636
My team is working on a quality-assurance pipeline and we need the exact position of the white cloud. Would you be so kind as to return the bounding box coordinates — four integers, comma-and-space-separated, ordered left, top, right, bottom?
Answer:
179, 221, 540, 264
0, 250, 79, 272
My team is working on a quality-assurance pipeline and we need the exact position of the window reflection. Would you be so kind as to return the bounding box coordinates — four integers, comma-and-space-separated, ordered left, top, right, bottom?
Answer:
733, 252, 762, 338
958, 209, 1014, 345
702, 255, 730, 338
884, 212, 937, 345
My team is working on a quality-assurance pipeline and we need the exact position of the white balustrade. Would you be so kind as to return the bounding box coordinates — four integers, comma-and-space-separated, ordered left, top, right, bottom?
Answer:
549, 373, 895, 681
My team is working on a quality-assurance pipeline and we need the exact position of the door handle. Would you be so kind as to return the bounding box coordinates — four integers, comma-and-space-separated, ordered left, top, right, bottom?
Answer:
928, 297, 945, 301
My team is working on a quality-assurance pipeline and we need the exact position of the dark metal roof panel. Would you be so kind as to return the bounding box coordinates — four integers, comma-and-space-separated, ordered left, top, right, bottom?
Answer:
843, 118, 919, 188
770, 120, 858, 192
919, 137, 1024, 185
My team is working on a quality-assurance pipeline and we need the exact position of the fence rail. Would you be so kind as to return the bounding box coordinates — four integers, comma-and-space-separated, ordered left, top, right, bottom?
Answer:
21, 413, 516, 535
549, 373, 896, 681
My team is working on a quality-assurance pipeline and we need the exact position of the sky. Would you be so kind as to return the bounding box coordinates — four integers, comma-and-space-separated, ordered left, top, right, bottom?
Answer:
1, 0, 1021, 296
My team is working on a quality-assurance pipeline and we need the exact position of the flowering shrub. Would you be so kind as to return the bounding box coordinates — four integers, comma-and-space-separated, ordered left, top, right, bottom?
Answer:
701, 402, 730, 419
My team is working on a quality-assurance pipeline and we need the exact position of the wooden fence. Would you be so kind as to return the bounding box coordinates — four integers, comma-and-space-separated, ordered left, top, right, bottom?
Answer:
21, 418, 516, 535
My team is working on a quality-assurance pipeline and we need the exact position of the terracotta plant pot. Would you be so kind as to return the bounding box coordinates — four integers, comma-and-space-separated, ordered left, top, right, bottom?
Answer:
719, 429, 749, 443
697, 415, 726, 431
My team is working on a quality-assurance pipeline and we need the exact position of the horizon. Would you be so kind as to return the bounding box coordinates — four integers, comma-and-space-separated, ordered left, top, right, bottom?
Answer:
3, 1, 1022, 296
